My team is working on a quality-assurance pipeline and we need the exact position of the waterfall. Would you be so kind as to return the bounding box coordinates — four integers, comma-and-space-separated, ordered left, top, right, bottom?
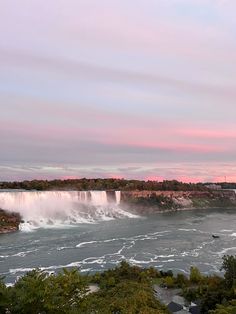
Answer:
115, 191, 121, 204
77, 191, 121, 205
89, 191, 108, 206
78, 191, 89, 203
0, 190, 136, 231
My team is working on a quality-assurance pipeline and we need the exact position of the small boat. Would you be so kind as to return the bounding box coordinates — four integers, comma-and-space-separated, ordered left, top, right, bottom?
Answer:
212, 235, 220, 239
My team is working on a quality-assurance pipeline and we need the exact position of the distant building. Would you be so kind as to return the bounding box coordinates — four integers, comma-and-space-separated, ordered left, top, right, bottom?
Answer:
205, 184, 221, 190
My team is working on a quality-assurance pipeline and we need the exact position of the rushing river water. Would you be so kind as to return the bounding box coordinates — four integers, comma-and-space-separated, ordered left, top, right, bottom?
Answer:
1, 207, 236, 284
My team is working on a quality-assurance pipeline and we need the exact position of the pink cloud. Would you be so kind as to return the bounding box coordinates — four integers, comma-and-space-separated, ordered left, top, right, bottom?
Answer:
2, 124, 226, 155
1, 114, 232, 157
178, 128, 236, 139
60, 175, 80, 180
212, 175, 236, 183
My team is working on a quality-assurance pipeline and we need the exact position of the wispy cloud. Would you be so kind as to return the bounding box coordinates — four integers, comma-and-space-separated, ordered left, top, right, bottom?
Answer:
0, 0, 236, 181
1, 162, 236, 183
1, 48, 236, 101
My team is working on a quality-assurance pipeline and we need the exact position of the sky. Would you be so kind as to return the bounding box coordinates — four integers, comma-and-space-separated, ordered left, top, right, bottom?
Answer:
0, 0, 236, 182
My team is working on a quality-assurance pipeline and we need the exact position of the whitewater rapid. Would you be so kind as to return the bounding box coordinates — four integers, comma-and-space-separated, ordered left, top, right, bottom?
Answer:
0, 190, 137, 230
2, 207, 236, 284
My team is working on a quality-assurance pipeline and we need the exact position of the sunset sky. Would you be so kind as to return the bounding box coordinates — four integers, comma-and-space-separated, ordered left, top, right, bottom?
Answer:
0, 0, 236, 182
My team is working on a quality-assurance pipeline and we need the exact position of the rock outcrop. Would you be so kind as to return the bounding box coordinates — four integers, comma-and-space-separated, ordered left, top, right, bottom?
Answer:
121, 190, 236, 214
0, 209, 21, 234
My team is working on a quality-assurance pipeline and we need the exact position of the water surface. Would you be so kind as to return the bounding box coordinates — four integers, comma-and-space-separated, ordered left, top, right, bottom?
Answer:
1, 208, 236, 284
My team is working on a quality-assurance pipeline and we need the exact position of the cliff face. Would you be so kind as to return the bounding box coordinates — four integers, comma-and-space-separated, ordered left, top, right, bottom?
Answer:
0, 209, 21, 234
121, 190, 236, 214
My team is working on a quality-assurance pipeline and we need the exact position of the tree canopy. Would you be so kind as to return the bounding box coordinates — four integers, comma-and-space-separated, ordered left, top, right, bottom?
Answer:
0, 178, 207, 192
0, 262, 167, 314
1, 257, 236, 313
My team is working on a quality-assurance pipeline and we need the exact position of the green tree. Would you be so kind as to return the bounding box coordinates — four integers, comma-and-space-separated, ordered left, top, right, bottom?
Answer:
209, 300, 236, 314
8, 268, 89, 314
0, 276, 9, 313
176, 273, 188, 288
190, 266, 202, 284
221, 255, 236, 288
164, 276, 175, 288
85, 280, 167, 314
8, 269, 48, 314
44, 268, 89, 313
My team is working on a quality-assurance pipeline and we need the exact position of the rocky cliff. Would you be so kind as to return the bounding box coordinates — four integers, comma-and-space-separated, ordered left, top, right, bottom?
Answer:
121, 190, 236, 214
0, 209, 21, 234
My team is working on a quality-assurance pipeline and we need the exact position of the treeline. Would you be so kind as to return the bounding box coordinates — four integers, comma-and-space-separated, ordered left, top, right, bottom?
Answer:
0, 178, 207, 191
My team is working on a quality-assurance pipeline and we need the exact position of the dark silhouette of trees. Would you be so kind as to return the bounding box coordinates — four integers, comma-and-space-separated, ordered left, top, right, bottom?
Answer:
0, 178, 207, 192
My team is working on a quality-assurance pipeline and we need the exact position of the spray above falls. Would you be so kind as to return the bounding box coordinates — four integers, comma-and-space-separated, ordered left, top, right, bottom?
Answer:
0, 190, 137, 231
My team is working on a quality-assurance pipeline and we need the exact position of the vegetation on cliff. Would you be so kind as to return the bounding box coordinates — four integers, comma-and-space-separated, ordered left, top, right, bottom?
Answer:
122, 190, 236, 213
0, 210, 21, 234
124, 193, 179, 211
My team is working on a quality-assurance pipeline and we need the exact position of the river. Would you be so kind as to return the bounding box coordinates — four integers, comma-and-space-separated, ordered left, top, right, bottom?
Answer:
1, 202, 236, 284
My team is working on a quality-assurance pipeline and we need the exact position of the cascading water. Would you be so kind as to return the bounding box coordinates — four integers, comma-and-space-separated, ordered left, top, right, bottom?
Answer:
115, 191, 121, 205
0, 190, 136, 231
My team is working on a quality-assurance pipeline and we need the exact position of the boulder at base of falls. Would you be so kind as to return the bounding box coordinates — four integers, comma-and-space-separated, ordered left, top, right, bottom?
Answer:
0, 209, 21, 234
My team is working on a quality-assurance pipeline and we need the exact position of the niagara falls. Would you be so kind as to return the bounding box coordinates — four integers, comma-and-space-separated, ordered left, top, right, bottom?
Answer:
0, 186, 236, 288
1, 0, 236, 312
0, 190, 134, 231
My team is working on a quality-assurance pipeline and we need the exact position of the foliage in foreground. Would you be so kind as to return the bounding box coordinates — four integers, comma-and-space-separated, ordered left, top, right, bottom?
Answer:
181, 256, 236, 313
209, 300, 236, 314
0, 262, 167, 314
2, 256, 236, 313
